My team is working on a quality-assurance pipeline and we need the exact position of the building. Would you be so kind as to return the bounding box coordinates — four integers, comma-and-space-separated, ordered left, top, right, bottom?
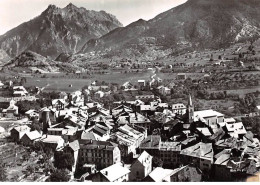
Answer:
41, 135, 65, 151
20, 130, 42, 146
169, 165, 202, 182
194, 109, 225, 127
172, 103, 186, 115
135, 95, 155, 101
157, 86, 171, 96
121, 82, 134, 90
113, 124, 147, 157
159, 141, 182, 167
92, 163, 130, 182
78, 140, 121, 170
144, 167, 174, 182
129, 151, 153, 181
1, 99, 18, 118
10, 125, 31, 142
180, 142, 214, 172
177, 73, 186, 80
52, 99, 67, 111
95, 91, 105, 98
138, 80, 146, 90
223, 122, 247, 139
13, 86, 28, 97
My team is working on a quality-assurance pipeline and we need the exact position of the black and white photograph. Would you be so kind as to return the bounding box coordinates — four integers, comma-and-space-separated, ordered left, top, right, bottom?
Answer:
0, 0, 260, 182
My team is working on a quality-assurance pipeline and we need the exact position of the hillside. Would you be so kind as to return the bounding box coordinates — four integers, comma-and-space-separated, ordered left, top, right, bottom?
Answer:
2, 51, 78, 73
79, 0, 260, 60
0, 3, 122, 59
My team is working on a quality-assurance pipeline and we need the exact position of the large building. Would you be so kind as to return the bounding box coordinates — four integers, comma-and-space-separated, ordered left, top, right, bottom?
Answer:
180, 142, 214, 172
78, 140, 121, 170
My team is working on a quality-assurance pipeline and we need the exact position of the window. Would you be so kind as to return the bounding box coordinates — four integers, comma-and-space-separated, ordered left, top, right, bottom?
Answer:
136, 171, 139, 176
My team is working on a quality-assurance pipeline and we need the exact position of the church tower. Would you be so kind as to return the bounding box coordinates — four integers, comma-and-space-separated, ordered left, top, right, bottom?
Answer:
187, 94, 194, 124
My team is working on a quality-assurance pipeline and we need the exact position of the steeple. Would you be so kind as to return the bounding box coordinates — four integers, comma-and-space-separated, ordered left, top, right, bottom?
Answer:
187, 94, 194, 124
188, 94, 192, 106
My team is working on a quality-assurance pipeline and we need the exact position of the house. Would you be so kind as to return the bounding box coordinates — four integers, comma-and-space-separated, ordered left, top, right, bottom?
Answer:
157, 86, 171, 96
138, 80, 146, 90
64, 140, 80, 174
52, 99, 67, 111
95, 91, 105, 98
1, 99, 18, 118
223, 122, 247, 139
10, 125, 31, 142
122, 82, 134, 90
20, 130, 42, 146
78, 140, 121, 170
13, 86, 28, 97
0, 81, 4, 89
143, 167, 174, 182
129, 151, 153, 181
177, 73, 186, 80
172, 103, 186, 115
25, 109, 39, 119
135, 94, 155, 101
180, 142, 214, 172
92, 163, 130, 182
40, 135, 65, 151
169, 165, 202, 182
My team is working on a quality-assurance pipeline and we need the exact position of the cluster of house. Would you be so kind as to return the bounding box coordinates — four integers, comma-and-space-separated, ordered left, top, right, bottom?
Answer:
4, 85, 260, 182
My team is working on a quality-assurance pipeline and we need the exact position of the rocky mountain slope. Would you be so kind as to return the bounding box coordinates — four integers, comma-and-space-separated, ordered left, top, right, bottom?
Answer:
0, 3, 122, 59
80, 0, 260, 60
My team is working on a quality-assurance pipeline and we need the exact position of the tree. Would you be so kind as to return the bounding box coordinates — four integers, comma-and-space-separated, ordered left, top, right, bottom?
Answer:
0, 161, 7, 181
49, 169, 71, 182
152, 156, 163, 168
54, 151, 74, 171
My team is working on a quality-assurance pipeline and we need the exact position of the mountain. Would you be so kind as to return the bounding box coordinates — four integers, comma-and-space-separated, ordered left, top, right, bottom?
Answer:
0, 3, 122, 59
0, 49, 11, 66
2, 51, 78, 73
80, 0, 260, 60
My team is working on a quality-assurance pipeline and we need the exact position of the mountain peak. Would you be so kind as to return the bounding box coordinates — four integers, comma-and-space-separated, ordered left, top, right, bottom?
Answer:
65, 3, 78, 10
46, 4, 58, 11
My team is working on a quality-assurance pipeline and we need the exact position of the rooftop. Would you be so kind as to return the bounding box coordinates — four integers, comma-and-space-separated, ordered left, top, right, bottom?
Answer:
100, 163, 130, 182
180, 142, 214, 160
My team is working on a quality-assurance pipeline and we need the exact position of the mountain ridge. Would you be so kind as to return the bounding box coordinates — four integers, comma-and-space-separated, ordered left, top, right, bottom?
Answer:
78, 0, 260, 60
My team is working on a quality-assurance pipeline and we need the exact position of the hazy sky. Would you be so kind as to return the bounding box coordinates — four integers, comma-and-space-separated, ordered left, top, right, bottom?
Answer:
0, 0, 187, 35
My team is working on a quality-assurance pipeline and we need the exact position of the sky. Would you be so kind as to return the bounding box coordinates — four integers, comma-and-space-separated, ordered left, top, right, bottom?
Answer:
0, 0, 187, 35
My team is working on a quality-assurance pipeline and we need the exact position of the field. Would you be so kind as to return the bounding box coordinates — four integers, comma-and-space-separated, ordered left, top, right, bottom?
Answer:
210, 86, 260, 98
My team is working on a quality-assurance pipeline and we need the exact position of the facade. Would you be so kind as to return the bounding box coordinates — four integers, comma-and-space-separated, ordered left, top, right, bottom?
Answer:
172, 103, 186, 115
78, 140, 121, 170
180, 142, 214, 172
129, 151, 153, 181
20, 130, 41, 146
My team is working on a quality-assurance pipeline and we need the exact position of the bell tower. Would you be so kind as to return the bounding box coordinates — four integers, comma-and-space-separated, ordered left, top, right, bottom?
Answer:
187, 95, 194, 124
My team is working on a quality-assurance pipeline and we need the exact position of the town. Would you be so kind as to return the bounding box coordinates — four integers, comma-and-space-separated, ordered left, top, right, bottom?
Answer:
0, 73, 260, 182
